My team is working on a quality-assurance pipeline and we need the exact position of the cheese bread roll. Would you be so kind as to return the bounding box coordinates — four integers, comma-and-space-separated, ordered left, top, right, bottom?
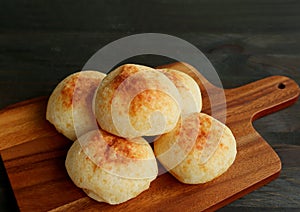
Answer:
94, 64, 181, 138
65, 129, 158, 204
154, 113, 236, 184
46, 71, 106, 141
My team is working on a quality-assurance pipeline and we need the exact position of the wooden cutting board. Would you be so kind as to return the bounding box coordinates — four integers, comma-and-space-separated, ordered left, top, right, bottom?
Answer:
0, 62, 299, 212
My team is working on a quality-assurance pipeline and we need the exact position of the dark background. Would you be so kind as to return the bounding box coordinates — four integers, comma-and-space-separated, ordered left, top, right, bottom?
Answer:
0, 0, 299, 211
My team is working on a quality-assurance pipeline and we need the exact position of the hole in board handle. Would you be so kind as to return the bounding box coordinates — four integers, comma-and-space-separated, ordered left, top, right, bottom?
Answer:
278, 83, 286, 89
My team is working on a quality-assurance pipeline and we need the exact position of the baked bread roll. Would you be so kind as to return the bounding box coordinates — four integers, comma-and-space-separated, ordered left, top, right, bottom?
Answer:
157, 68, 202, 114
46, 71, 106, 141
65, 129, 158, 204
154, 112, 236, 184
94, 64, 182, 138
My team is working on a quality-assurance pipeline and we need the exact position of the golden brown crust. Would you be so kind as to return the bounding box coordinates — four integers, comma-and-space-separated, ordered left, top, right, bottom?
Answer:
110, 64, 140, 90
60, 74, 101, 110
194, 114, 212, 151
60, 74, 79, 108
82, 130, 152, 166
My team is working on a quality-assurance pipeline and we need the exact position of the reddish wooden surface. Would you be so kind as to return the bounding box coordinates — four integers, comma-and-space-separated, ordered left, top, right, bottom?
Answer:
0, 63, 299, 211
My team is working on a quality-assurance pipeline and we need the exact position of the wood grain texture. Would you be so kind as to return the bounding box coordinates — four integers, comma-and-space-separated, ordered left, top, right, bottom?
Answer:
218, 144, 300, 212
0, 97, 55, 151
1, 0, 300, 211
0, 62, 298, 211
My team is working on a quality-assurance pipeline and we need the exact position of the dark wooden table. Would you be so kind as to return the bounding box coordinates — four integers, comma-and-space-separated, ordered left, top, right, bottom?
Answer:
0, 1, 299, 211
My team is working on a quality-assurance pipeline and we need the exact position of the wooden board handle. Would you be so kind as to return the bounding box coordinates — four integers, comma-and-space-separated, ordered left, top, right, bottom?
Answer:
226, 76, 299, 122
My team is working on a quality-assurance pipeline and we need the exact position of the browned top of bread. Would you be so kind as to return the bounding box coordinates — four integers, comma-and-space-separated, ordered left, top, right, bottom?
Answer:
46, 71, 106, 141
94, 64, 181, 138
78, 129, 158, 179
60, 72, 101, 109
81, 130, 153, 166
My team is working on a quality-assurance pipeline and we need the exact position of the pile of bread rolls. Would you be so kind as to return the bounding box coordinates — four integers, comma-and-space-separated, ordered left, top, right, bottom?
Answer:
46, 64, 237, 205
